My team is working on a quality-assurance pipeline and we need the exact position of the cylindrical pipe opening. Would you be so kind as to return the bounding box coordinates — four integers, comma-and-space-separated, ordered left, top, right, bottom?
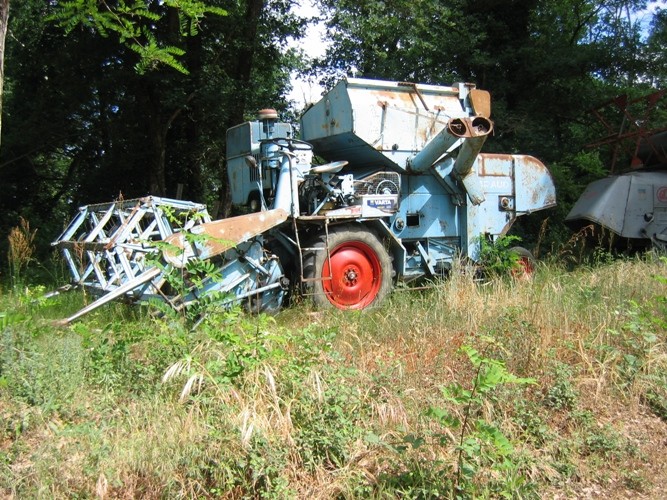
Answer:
471, 116, 493, 136
447, 118, 469, 138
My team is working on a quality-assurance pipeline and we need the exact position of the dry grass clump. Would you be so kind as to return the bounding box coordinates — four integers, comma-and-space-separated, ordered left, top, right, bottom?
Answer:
291, 255, 667, 496
7, 217, 37, 286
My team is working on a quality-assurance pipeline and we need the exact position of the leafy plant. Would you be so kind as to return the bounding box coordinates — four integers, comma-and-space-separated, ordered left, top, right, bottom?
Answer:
1, 324, 87, 411
544, 362, 578, 411
613, 265, 667, 420
145, 204, 233, 324
365, 339, 540, 497
1, 253, 666, 497
427, 341, 537, 495
48, 0, 228, 74
477, 235, 525, 278
162, 318, 337, 402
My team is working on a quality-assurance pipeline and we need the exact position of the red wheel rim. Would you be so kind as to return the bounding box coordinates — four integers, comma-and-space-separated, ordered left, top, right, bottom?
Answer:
512, 256, 535, 278
322, 241, 382, 309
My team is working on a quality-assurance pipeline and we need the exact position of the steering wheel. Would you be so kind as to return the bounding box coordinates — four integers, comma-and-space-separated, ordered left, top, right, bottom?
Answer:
263, 137, 313, 151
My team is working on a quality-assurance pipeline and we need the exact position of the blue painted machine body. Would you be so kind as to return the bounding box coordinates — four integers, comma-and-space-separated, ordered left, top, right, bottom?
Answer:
296, 78, 556, 278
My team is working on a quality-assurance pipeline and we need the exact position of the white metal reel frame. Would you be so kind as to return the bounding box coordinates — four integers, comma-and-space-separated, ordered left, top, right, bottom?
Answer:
53, 196, 211, 299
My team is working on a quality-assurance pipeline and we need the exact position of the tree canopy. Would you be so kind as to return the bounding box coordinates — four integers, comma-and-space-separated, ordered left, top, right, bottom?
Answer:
309, 0, 666, 238
0, 0, 306, 253
0, 0, 665, 264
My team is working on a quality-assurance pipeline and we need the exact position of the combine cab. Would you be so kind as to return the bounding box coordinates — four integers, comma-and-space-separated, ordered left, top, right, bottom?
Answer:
54, 78, 556, 323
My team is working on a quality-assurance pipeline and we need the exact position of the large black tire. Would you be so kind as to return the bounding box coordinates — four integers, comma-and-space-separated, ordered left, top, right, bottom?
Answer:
303, 225, 393, 310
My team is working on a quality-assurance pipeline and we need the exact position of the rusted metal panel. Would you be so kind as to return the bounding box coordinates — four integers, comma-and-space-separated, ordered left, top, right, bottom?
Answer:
512, 155, 557, 212
478, 153, 515, 176
469, 89, 491, 118
478, 154, 556, 212
462, 153, 556, 260
163, 208, 289, 266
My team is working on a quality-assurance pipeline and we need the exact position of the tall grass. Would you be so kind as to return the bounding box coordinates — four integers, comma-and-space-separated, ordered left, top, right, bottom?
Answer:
1, 255, 666, 498
7, 217, 37, 289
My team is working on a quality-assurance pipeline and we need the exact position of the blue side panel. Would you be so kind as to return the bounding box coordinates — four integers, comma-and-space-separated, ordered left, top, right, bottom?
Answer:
383, 174, 462, 277
391, 175, 462, 239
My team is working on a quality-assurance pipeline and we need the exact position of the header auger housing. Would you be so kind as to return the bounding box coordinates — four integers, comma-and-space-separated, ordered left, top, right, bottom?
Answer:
53, 78, 556, 323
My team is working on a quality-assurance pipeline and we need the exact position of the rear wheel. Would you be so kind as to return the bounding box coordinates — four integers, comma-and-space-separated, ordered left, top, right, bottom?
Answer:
510, 246, 536, 278
304, 226, 393, 310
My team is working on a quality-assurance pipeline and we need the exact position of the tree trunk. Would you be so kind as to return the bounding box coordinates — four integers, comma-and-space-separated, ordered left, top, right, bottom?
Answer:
149, 126, 168, 196
145, 6, 183, 197
143, 81, 167, 196
227, 0, 264, 126
0, 0, 10, 150
184, 25, 203, 201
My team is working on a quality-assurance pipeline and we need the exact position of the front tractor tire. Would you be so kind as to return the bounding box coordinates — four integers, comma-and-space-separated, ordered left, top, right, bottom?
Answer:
304, 226, 393, 310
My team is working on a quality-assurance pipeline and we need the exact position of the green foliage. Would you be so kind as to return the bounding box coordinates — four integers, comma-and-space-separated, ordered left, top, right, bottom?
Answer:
130, 33, 188, 75
646, 9, 667, 87
429, 341, 537, 496
48, 0, 227, 74
581, 423, 626, 459
144, 203, 234, 324
477, 235, 524, 277
292, 369, 364, 470
0, 0, 305, 248
314, 0, 462, 85
1, 254, 666, 496
370, 339, 538, 497
548, 151, 606, 213
1, 324, 87, 411
544, 362, 578, 410
73, 320, 176, 393
163, 317, 337, 400
512, 399, 553, 445
608, 267, 667, 421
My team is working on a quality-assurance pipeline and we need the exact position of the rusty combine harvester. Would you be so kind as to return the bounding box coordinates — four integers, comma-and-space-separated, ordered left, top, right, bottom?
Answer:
54, 78, 556, 323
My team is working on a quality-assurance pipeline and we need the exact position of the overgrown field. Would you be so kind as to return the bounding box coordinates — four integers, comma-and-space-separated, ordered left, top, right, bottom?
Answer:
1, 256, 667, 498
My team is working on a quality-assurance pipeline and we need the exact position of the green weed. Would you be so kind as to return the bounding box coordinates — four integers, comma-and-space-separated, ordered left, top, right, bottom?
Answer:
544, 362, 579, 410
477, 234, 525, 278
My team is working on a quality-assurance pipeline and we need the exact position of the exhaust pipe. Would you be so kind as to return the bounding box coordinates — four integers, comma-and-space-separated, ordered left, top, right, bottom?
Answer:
408, 116, 493, 172
448, 116, 493, 138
